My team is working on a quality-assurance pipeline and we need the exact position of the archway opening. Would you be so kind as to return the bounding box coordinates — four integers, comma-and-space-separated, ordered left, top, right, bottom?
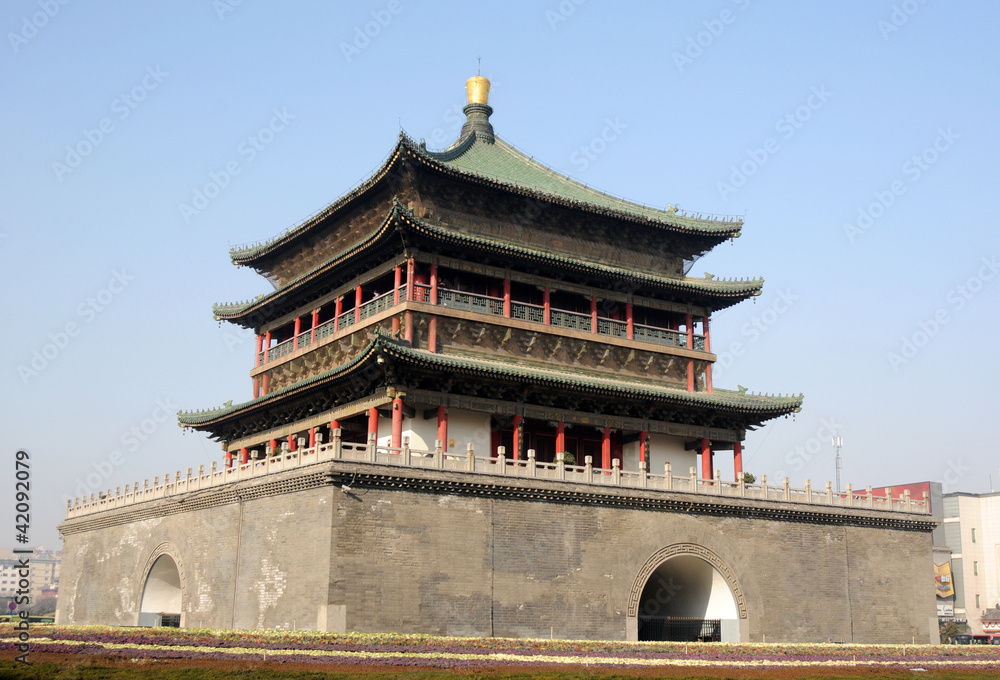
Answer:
138, 554, 182, 627
636, 555, 739, 641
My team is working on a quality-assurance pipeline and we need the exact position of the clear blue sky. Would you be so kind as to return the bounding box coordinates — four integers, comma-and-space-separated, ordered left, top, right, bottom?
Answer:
2, 1, 998, 548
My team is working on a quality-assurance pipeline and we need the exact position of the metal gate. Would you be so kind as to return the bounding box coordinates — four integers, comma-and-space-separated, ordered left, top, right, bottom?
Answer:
638, 616, 721, 642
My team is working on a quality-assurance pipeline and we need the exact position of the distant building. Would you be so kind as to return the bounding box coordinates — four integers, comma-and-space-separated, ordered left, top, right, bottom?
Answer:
940, 491, 1000, 634
0, 546, 61, 605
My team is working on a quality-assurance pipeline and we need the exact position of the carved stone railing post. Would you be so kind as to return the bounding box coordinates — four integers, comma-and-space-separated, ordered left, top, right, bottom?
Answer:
639, 459, 647, 488
866, 485, 873, 508
783, 477, 790, 501
760, 474, 768, 500
804, 479, 812, 504
612, 458, 620, 485
738, 472, 745, 498
368, 432, 377, 462
846, 483, 853, 507
585, 455, 593, 483
714, 469, 722, 495
467, 442, 476, 471
435, 439, 444, 469
689, 467, 698, 493
497, 446, 507, 476
904, 489, 911, 513
922, 490, 929, 513
664, 461, 672, 490
401, 436, 411, 467
529, 449, 537, 478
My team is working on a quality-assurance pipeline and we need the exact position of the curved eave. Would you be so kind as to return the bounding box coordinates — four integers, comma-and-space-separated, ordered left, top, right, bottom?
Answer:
228, 138, 408, 265
228, 130, 744, 267
383, 342, 803, 419
406, 133, 743, 239
178, 340, 384, 429
214, 203, 762, 324
180, 334, 802, 435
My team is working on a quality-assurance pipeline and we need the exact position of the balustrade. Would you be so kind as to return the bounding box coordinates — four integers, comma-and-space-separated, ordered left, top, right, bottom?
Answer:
66, 436, 929, 519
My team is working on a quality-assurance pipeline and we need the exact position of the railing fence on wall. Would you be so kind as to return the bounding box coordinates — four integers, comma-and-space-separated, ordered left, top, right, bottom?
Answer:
66, 431, 929, 519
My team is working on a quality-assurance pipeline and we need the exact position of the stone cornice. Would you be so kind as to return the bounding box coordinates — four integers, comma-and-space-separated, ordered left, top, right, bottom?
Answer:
59, 459, 936, 536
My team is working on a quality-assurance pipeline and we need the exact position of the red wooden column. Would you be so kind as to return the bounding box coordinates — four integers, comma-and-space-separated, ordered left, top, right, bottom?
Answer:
310, 308, 319, 343
394, 265, 402, 303
269, 438, 278, 456
261, 373, 269, 396
255, 334, 263, 367
253, 376, 260, 399
308, 427, 316, 448
404, 260, 415, 343
639, 430, 648, 464
391, 397, 404, 449
602, 426, 611, 470
334, 297, 343, 332
733, 440, 743, 480
437, 406, 448, 452
263, 330, 271, 363
543, 287, 551, 325
503, 278, 511, 317
591, 296, 598, 333
224, 451, 233, 468
292, 316, 301, 350
354, 285, 363, 324
406, 259, 415, 300
685, 313, 693, 349
687, 361, 695, 392
330, 418, 340, 434
704, 315, 713, 393
626, 302, 634, 340
555, 420, 566, 454
240, 448, 249, 465
700, 438, 713, 481
512, 415, 523, 460
287, 434, 296, 452
428, 264, 439, 353
367, 407, 379, 442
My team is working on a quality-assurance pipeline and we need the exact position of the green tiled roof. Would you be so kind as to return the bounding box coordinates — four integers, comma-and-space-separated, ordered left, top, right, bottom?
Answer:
415, 132, 742, 234
229, 130, 742, 265
179, 333, 802, 430
213, 201, 762, 321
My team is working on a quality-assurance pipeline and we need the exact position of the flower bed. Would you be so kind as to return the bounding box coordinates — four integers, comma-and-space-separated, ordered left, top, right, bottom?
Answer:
3, 625, 1000, 670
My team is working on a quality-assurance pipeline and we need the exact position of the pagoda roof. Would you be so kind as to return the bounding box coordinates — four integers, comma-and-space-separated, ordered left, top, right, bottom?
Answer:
229, 132, 742, 266
179, 332, 802, 435
214, 201, 762, 325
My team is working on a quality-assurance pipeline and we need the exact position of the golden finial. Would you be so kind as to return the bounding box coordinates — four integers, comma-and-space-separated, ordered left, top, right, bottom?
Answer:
466, 73, 490, 106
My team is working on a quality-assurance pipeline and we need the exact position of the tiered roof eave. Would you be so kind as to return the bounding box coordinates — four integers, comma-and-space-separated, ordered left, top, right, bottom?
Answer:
212, 200, 763, 326
228, 132, 744, 268
178, 331, 803, 438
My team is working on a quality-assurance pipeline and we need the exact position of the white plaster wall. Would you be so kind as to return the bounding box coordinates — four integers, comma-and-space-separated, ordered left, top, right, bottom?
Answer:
445, 409, 492, 455
648, 434, 696, 477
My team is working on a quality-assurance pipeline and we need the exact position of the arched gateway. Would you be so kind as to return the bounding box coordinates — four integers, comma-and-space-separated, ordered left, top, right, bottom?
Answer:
137, 545, 184, 627
628, 544, 746, 642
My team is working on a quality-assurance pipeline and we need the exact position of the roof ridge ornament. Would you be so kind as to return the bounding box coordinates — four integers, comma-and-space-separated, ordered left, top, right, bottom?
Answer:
460, 74, 495, 144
